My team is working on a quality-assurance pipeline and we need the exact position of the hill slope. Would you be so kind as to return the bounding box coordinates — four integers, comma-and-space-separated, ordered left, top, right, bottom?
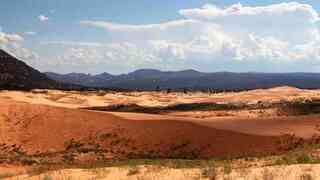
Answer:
0, 49, 66, 90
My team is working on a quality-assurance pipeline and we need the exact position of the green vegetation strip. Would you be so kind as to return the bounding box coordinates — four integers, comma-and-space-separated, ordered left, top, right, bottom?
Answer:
83, 99, 320, 116
84, 102, 243, 114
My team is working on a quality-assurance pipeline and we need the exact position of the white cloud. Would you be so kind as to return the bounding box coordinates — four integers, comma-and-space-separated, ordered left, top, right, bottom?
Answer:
38, 15, 49, 22
179, 2, 320, 44
0, 32, 23, 45
81, 19, 196, 32
80, 19, 204, 43
179, 2, 319, 22
42, 41, 104, 47
38, 2, 320, 73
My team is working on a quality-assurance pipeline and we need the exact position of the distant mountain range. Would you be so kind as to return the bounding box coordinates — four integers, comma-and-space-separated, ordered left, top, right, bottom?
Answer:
3, 47, 320, 91
0, 49, 77, 90
46, 69, 320, 91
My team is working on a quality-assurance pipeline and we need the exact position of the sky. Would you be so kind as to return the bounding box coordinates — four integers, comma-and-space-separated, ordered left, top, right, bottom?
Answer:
2, 0, 320, 74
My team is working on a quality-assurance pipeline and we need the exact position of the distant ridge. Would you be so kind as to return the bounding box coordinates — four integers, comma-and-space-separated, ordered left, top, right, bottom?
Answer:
46, 69, 320, 91
0, 49, 69, 90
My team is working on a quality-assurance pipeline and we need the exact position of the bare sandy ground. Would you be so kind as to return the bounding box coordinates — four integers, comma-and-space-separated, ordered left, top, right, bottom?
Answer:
1, 86, 320, 179
0, 86, 320, 139
0, 87, 319, 155
5, 164, 320, 180
1, 86, 320, 109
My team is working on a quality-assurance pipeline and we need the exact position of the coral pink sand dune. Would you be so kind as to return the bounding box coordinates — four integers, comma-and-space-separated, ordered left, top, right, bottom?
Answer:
0, 98, 279, 158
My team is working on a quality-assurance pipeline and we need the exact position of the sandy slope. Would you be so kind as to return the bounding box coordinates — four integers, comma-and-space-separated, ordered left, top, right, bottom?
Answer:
0, 87, 319, 157
107, 112, 320, 138
0, 98, 279, 157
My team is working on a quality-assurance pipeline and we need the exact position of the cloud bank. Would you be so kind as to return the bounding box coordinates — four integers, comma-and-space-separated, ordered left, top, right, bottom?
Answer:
41, 2, 320, 73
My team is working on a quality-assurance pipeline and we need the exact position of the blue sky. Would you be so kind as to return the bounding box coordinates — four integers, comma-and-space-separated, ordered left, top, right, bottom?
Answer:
2, 0, 320, 74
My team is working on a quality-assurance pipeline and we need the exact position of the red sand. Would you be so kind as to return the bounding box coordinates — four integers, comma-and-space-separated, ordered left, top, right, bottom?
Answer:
108, 112, 320, 138
0, 99, 279, 158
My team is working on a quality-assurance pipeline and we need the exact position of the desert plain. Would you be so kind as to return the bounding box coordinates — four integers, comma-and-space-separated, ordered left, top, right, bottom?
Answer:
2, 86, 320, 179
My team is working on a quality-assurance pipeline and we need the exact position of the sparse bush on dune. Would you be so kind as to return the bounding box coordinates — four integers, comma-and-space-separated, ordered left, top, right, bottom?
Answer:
297, 153, 314, 164
274, 150, 317, 166
276, 99, 320, 116
277, 133, 304, 151
64, 138, 84, 151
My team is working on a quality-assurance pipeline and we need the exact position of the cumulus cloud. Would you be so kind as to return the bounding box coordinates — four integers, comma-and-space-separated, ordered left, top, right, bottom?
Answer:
179, 2, 319, 22
179, 2, 320, 44
42, 2, 320, 73
38, 15, 49, 22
